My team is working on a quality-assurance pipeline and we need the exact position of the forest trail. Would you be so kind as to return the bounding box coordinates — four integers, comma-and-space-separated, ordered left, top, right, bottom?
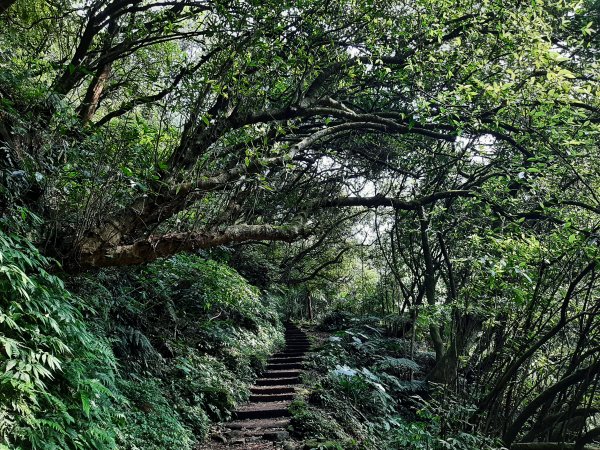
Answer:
199, 323, 310, 449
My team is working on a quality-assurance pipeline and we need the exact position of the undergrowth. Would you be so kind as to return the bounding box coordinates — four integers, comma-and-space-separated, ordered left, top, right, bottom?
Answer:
0, 231, 118, 449
0, 229, 284, 449
72, 254, 285, 449
292, 312, 502, 450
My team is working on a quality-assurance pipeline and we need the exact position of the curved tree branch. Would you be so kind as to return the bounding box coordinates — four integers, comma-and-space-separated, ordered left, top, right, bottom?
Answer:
78, 223, 308, 267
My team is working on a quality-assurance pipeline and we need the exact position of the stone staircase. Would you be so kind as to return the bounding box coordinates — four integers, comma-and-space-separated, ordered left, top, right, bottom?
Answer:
214, 323, 310, 446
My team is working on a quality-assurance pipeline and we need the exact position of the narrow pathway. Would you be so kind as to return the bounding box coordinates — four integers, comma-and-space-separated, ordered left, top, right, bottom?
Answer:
204, 322, 310, 448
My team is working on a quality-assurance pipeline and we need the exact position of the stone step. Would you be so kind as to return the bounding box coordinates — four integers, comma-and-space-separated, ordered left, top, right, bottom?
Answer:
227, 417, 291, 430
255, 377, 300, 386
262, 369, 301, 378
249, 393, 295, 402
268, 356, 304, 363
235, 429, 290, 442
250, 385, 296, 394
233, 401, 291, 420
267, 362, 303, 370
273, 352, 306, 358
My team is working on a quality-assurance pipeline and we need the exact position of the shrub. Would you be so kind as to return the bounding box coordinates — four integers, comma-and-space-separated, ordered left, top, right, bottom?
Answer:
70, 253, 284, 448
115, 378, 194, 450
0, 231, 118, 449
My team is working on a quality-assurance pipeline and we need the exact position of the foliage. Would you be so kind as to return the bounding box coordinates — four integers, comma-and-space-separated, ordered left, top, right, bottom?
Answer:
1, 0, 600, 447
70, 254, 284, 448
0, 230, 118, 449
294, 315, 500, 449
115, 378, 195, 450
0, 228, 283, 449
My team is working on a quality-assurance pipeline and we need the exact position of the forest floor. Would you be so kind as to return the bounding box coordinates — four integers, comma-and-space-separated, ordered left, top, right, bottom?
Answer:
197, 323, 316, 449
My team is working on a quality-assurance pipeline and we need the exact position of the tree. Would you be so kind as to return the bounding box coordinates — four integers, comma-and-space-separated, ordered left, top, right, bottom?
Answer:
0, 0, 594, 270
1, 0, 600, 446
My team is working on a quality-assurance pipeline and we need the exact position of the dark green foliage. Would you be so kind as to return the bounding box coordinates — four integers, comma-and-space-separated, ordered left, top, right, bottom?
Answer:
288, 400, 359, 449
293, 315, 500, 449
70, 254, 284, 449
115, 378, 196, 450
0, 230, 118, 449
318, 310, 352, 331
0, 230, 283, 449
1, 0, 599, 446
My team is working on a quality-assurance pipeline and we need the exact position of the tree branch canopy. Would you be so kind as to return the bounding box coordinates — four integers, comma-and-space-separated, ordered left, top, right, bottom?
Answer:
78, 224, 308, 267
321, 191, 475, 210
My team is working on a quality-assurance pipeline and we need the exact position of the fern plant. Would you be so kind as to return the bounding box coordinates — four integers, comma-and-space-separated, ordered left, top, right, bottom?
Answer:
0, 231, 118, 449
374, 357, 421, 375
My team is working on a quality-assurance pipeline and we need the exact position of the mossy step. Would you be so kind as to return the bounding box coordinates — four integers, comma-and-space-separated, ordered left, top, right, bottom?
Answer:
227, 418, 291, 430
266, 362, 303, 370
268, 356, 304, 363
273, 352, 306, 358
262, 370, 301, 378
233, 402, 291, 420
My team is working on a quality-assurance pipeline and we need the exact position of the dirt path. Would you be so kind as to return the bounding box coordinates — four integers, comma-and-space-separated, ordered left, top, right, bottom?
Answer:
197, 323, 310, 449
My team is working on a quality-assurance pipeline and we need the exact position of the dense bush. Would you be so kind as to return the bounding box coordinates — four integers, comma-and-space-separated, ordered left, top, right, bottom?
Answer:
0, 231, 118, 449
71, 254, 284, 449
0, 230, 283, 449
294, 315, 500, 450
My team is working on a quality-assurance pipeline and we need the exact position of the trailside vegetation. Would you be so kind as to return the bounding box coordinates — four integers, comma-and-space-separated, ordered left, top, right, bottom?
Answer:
0, 0, 599, 448
0, 230, 283, 449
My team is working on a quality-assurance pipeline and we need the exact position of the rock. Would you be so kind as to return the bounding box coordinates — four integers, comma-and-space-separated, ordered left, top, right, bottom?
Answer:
230, 437, 246, 445
225, 430, 244, 439
263, 430, 290, 441
211, 433, 227, 444
283, 440, 298, 450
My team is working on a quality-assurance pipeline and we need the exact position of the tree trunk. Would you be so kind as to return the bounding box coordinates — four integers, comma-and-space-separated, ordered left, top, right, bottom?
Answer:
418, 207, 445, 361
78, 62, 112, 124
503, 361, 600, 446
427, 313, 482, 384
477, 262, 596, 414
306, 291, 313, 321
